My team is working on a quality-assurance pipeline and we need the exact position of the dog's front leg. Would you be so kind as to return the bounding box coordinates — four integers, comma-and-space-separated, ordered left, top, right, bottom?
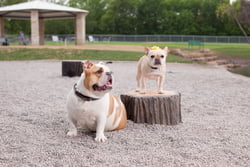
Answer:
95, 116, 107, 142
136, 73, 141, 92
140, 77, 146, 94
67, 118, 78, 137
157, 75, 165, 94
156, 77, 160, 92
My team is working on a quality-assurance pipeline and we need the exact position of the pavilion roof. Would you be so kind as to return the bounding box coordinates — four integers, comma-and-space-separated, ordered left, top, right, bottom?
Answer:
0, 1, 88, 19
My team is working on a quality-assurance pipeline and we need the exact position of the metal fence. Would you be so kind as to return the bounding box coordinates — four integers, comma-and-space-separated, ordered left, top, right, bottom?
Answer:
4, 34, 250, 44
86, 34, 249, 43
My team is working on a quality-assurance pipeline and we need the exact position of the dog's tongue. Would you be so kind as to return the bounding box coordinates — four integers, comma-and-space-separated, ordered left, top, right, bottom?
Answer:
96, 85, 106, 91
106, 80, 112, 86
103, 80, 112, 90
94, 80, 112, 91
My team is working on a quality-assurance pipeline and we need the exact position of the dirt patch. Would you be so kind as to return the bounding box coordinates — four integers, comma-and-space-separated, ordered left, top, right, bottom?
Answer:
1, 44, 145, 52
214, 52, 250, 67
170, 48, 250, 70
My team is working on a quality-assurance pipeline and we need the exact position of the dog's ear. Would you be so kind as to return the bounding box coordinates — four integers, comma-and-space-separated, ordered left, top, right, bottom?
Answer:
82, 60, 93, 71
163, 47, 169, 53
144, 47, 150, 55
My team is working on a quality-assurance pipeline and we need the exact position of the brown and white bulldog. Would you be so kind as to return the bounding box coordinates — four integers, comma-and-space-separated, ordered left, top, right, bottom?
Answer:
66, 60, 127, 142
136, 46, 169, 94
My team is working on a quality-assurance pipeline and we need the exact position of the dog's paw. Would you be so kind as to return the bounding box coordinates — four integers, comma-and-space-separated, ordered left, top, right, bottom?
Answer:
67, 130, 77, 137
139, 91, 146, 94
158, 91, 164, 94
95, 134, 107, 142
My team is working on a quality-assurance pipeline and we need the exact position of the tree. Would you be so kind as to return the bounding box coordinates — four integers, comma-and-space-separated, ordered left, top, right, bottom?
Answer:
68, 0, 110, 34
137, 0, 167, 34
1, 0, 248, 36
239, 0, 250, 28
216, 0, 249, 43
0, 0, 27, 6
100, 0, 139, 34
45, 19, 74, 35
1, 0, 74, 35
177, 10, 197, 35
0, 0, 29, 35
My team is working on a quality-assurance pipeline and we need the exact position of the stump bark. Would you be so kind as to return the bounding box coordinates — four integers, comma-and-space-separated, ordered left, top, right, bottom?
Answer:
62, 60, 82, 77
121, 90, 182, 125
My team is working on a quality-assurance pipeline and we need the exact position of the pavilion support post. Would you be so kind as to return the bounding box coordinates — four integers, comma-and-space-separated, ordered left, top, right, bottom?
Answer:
75, 13, 87, 45
31, 10, 40, 45
39, 18, 44, 45
0, 17, 4, 37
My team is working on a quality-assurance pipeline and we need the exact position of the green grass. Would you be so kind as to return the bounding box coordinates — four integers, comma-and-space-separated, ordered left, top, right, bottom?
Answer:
211, 46, 250, 58
0, 48, 192, 63
87, 41, 190, 49
0, 49, 139, 61
1, 42, 250, 77
88, 42, 250, 59
44, 41, 75, 45
229, 66, 250, 77
2, 42, 250, 62
9, 41, 76, 46
8, 41, 250, 59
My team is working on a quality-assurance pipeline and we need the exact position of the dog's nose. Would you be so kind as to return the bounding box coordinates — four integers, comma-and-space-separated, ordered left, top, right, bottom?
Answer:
106, 72, 112, 76
154, 59, 161, 65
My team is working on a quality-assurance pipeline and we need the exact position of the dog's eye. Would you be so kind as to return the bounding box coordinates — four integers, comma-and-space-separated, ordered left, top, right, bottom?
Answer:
150, 55, 155, 58
95, 69, 103, 74
160, 55, 164, 58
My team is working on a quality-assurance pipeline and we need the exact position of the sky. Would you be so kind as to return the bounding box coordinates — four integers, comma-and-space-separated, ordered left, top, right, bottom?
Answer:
230, 0, 236, 5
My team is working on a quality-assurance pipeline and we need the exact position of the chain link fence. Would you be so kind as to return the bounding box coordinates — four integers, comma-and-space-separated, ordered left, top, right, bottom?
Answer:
86, 34, 249, 43
4, 34, 249, 44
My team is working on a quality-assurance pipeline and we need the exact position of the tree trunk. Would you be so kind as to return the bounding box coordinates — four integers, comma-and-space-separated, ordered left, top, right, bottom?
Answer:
121, 91, 182, 125
229, 7, 250, 44
62, 60, 82, 77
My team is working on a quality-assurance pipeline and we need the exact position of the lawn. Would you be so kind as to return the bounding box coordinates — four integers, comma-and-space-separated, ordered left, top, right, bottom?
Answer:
1, 42, 250, 77
0, 48, 193, 63
86, 42, 250, 59
229, 66, 250, 77
1, 42, 250, 61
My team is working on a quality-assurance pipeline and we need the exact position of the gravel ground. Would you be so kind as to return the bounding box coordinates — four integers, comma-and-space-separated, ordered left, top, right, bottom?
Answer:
0, 60, 249, 167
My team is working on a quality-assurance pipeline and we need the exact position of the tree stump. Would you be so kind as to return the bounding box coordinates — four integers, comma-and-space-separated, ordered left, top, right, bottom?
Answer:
120, 90, 182, 125
62, 60, 83, 77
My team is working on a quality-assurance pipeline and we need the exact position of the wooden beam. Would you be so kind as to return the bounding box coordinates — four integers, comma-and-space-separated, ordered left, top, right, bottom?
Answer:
31, 10, 40, 45
0, 17, 4, 37
75, 13, 87, 45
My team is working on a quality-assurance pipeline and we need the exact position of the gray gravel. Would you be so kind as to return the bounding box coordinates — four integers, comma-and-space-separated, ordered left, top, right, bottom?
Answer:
0, 61, 249, 167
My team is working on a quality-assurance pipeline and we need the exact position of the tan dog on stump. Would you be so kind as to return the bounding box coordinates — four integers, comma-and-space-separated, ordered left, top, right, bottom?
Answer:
136, 46, 169, 94
66, 60, 127, 142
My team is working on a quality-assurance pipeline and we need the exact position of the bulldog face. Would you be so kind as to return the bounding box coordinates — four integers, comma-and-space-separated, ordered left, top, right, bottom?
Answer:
145, 46, 169, 68
82, 61, 113, 93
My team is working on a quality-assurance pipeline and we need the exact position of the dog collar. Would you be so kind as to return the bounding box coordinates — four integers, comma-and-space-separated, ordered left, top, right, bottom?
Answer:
74, 84, 99, 101
151, 66, 158, 70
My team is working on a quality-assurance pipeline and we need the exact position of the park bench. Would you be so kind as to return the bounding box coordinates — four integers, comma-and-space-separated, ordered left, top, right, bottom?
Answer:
52, 35, 60, 42
0, 37, 9, 46
188, 40, 204, 48
88, 35, 95, 42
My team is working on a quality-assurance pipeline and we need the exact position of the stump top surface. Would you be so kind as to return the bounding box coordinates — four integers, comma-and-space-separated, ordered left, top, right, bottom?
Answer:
125, 90, 179, 97
62, 60, 82, 62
